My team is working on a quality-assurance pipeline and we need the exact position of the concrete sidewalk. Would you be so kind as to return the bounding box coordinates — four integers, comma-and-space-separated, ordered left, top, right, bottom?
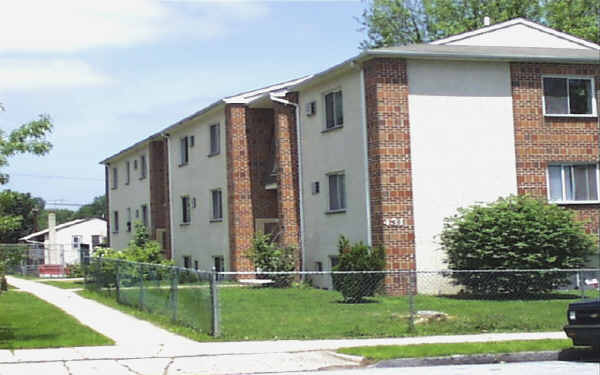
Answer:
1, 276, 567, 375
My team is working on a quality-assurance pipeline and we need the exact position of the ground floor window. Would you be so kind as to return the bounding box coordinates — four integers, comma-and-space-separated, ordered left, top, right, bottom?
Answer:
548, 163, 599, 202
183, 255, 191, 269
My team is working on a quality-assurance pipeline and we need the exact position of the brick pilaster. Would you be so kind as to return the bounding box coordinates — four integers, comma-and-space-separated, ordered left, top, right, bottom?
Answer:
511, 63, 600, 235
149, 138, 171, 259
364, 58, 417, 295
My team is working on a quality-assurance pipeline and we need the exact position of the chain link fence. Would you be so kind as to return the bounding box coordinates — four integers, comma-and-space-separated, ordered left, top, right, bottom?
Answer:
84, 257, 216, 335
81, 260, 600, 339
2, 243, 84, 278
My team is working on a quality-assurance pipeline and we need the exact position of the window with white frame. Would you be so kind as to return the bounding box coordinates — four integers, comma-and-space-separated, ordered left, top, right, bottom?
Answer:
548, 163, 599, 202
328, 172, 346, 211
140, 155, 147, 179
113, 211, 119, 233
209, 124, 220, 155
324, 90, 343, 129
125, 161, 130, 185
111, 167, 118, 189
180, 136, 189, 165
543, 76, 596, 116
72, 235, 82, 251
211, 189, 223, 220
181, 196, 191, 224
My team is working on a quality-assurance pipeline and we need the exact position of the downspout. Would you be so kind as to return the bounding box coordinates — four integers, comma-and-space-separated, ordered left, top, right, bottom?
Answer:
270, 94, 306, 273
360, 67, 373, 246
163, 133, 176, 262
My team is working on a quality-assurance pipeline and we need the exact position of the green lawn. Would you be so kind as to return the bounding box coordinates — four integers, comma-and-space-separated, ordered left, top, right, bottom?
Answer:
0, 291, 114, 349
40, 280, 85, 289
80, 285, 579, 341
337, 339, 573, 360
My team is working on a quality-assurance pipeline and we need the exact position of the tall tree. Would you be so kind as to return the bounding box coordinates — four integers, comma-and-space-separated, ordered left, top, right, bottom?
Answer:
73, 195, 106, 219
359, 0, 597, 48
0, 190, 44, 243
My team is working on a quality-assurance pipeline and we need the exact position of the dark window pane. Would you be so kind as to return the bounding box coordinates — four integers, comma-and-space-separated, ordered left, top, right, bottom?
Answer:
565, 166, 573, 200
335, 91, 343, 126
325, 93, 334, 128
588, 166, 598, 200
569, 79, 593, 115
339, 174, 346, 209
329, 175, 339, 210
543, 78, 568, 114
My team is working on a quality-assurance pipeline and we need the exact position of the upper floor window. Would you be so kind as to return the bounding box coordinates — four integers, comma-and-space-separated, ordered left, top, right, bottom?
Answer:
180, 136, 190, 166
141, 204, 148, 227
140, 155, 147, 179
327, 172, 346, 212
181, 196, 191, 224
324, 90, 343, 129
209, 124, 220, 156
543, 77, 596, 116
113, 211, 119, 233
211, 189, 223, 221
111, 167, 118, 189
125, 161, 130, 185
548, 163, 599, 203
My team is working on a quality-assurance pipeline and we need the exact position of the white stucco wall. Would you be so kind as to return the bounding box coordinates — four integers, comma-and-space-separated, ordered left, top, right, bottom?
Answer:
107, 146, 151, 250
407, 60, 518, 293
446, 24, 590, 49
169, 108, 229, 271
43, 218, 107, 264
298, 69, 369, 282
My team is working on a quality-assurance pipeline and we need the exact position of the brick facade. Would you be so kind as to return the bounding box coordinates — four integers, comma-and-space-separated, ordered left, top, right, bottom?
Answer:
511, 63, 600, 235
363, 58, 417, 294
149, 138, 171, 259
105, 165, 110, 245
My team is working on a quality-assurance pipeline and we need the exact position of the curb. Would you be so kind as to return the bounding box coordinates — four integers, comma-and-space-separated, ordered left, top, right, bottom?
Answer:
373, 349, 600, 368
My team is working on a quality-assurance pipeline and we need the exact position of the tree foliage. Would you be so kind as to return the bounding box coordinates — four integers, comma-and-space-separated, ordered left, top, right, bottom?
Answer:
94, 223, 169, 265
0, 190, 44, 243
359, 0, 598, 48
441, 195, 596, 296
332, 235, 386, 303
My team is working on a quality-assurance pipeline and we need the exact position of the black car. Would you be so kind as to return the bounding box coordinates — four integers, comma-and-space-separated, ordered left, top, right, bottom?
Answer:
564, 299, 600, 350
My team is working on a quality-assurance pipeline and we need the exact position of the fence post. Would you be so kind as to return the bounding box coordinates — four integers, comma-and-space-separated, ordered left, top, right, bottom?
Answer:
139, 263, 145, 310
579, 271, 585, 299
115, 260, 121, 302
408, 271, 416, 333
171, 267, 178, 322
210, 267, 220, 337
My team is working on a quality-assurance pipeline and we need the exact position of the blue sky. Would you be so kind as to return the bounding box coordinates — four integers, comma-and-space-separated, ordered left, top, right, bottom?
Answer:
0, 0, 367, 210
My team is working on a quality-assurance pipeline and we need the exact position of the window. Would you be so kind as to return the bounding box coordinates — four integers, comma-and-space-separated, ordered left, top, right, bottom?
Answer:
111, 167, 118, 189
315, 261, 323, 272
211, 189, 223, 220
113, 211, 119, 233
126, 208, 132, 232
134, 159, 138, 170
327, 172, 346, 211
180, 136, 189, 165
91, 235, 101, 247
194, 260, 198, 270
330, 256, 339, 269
324, 90, 343, 129
214, 256, 224, 279
125, 161, 130, 185
72, 235, 82, 251
140, 155, 147, 179
183, 255, 191, 269
181, 196, 191, 224
141, 204, 148, 227
209, 124, 220, 155
543, 77, 595, 116
548, 164, 599, 203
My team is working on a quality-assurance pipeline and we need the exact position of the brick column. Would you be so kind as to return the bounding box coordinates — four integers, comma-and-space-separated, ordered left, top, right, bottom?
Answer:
511, 62, 600, 234
149, 138, 171, 259
226, 104, 255, 272
363, 58, 417, 295
105, 165, 110, 245
273, 93, 301, 269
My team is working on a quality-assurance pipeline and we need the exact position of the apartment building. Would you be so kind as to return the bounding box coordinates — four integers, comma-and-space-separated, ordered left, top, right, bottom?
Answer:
102, 18, 600, 293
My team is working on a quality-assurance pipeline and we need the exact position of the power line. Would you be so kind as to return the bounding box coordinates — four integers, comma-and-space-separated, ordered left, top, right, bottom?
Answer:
10, 173, 103, 182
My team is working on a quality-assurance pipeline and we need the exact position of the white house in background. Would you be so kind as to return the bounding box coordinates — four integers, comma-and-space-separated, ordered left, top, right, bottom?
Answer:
20, 217, 107, 265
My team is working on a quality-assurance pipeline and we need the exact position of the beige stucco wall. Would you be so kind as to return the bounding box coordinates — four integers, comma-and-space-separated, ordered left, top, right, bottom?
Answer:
107, 146, 151, 250
298, 68, 369, 282
407, 59, 518, 293
169, 108, 229, 271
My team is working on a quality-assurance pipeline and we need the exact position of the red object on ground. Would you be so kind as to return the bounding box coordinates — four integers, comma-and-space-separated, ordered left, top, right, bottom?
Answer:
38, 265, 65, 276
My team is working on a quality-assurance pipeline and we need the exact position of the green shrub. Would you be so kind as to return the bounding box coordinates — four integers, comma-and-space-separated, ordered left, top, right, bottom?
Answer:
332, 236, 386, 303
246, 233, 297, 287
66, 264, 83, 278
441, 195, 597, 296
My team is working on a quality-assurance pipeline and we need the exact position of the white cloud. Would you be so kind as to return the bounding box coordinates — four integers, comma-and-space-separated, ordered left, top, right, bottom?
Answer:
0, 0, 270, 53
0, 59, 112, 90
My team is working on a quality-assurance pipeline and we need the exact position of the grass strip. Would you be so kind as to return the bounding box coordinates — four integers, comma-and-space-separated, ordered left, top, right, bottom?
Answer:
41, 280, 85, 289
77, 290, 214, 342
337, 339, 573, 360
0, 291, 114, 349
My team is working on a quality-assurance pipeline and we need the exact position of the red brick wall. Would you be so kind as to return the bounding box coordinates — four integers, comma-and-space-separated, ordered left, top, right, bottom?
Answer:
246, 108, 278, 220
363, 58, 417, 294
149, 138, 171, 259
225, 104, 255, 273
105, 165, 110, 245
511, 63, 600, 235
273, 93, 301, 267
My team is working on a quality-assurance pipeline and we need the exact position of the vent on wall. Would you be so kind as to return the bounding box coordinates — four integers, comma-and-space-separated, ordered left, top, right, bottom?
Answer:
311, 181, 320, 195
305, 101, 316, 116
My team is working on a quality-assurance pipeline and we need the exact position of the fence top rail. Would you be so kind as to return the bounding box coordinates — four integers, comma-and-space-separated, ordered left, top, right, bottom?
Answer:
85, 256, 212, 274
217, 268, 600, 275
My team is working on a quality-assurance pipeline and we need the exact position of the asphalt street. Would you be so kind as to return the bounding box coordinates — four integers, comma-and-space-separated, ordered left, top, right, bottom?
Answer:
270, 361, 600, 375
